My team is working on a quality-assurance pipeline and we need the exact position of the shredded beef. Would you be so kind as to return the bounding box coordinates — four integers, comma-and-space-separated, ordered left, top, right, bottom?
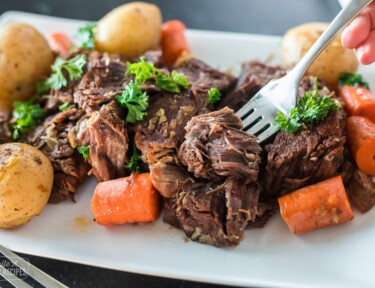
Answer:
347, 169, 375, 213
72, 101, 129, 182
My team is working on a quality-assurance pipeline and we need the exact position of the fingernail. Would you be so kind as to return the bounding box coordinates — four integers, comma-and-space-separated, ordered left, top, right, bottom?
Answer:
356, 47, 366, 62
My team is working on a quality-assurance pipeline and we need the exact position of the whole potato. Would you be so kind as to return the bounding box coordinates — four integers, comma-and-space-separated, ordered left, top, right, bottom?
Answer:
0, 23, 54, 108
0, 143, 54, 228
281, 22, 358, 88
95, 2, 162, 57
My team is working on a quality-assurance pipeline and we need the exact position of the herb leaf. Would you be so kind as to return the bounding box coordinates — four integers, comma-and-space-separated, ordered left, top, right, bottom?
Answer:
155, 71, 190, 93
207, 87, 221, 104
125, 144, 142, 172
126, 58, 155, 84
38, 55, 86, 93
76, 23, 96, 49
58, 101, 71, 111
339, 72, 369, 89
12, 101, 44, 140
274, 78, 339, 133
77, 145, 90, 159
115, 81, 149, 123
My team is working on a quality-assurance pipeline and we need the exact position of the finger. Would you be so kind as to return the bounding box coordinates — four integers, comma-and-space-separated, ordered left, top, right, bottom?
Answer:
356, 30, 375, 65
342, 13, 371, 49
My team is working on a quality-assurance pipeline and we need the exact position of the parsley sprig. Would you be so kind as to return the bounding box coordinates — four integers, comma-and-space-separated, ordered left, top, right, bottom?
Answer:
76, 23, 96, 49
207, 87, 221, 104
125, 143, 142, 172
155, 71, 190, 93
77, 145, 90, 159
115, 81, 149, 123
126, 57, 155, 84
339, 72, 369, 89
12, 101, 45, 140
274, 78, 339, 133
58, 101, 71, 111
38, 55, 87, 93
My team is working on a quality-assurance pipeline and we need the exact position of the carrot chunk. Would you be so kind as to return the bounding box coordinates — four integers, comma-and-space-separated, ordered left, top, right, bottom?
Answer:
161, 20, 190, 67
91, 173, 160, 226
347, 116, 375, 175
339, 85, 375, 123
46, 32, 72, 59
278, 176, 354, 235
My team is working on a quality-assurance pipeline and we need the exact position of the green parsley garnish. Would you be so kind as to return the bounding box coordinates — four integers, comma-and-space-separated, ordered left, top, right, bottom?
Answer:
77, 145, 90, 159
339, 72, 369, 89
12, 101, 44, 140
76, 23, 96, 49
155, 71, 190, 93
274, 78, 339, 133
207, 87, 221, 104
126, 58, 155, 84
38, 55, 86, 93
58, 101, 71, 111
125, 144, 142, 172
115, 81, 149, 123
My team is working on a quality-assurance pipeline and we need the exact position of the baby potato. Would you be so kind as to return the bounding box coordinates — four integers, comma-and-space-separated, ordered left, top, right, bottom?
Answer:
0, 23, 54, 107
95, 2, 162, 57
281, 22, 358, 88
0, 143, 54, 228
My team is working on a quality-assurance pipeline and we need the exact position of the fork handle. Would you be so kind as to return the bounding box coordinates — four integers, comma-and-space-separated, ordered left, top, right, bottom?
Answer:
289, 0, 372, 84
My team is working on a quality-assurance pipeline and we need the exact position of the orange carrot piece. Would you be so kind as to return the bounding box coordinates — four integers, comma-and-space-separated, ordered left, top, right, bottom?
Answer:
339, 85, 375, 123
161, 20, 190, 67
46, 32, 73, 59
347, 116, 375, 175
91, 173, 160, 226
278, 176, 354, 235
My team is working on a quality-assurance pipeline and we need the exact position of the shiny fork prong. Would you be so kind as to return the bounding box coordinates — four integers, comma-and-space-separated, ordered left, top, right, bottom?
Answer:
235, 101, 258, 119
256, 124, 279, 143
246, 120, 271, 136
241, 109, 263, 130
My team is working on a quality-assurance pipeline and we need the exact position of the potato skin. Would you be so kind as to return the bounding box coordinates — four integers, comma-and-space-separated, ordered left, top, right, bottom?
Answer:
281, 22, 358, 88
95, 2, 162, 57
0, 23, 54, 108
0, 143, 54, 228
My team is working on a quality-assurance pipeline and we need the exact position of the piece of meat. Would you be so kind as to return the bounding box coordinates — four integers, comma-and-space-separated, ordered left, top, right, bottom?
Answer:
25, 107, 89, 203
220, 61, 286, 111
178, 107, 261, 182
134, 58, 235, 164
0, 108, 11, 144
263, 109, 346, 196
347, 169, 375, 213
74, 52, 126, 114
174, 178, 259, 247
73, 101, 129, 182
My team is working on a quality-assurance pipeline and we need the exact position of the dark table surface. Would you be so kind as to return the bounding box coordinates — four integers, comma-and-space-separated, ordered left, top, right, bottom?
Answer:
0, 1, 341, 287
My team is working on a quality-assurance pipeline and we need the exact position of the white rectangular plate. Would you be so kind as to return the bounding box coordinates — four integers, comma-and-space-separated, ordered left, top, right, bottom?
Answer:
0, 11, 375, 288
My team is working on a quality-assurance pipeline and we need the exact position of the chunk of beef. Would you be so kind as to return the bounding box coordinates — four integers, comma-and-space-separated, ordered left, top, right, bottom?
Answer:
134, 58, 235, 164
347, 169, 375, 213
74, 52, 126, 113
72, 102, 129, 182
178, 107, 261, 182
0, 108, 11, 144
25, 107, 90, 202
263, 110, 346, 196
220, 61, 286, 110
174, 178, 259, 247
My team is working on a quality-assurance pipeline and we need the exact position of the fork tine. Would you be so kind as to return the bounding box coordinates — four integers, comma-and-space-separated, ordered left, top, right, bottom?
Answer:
235, 99, 258, 119
246, 119, 270, 136
257, 124, 279, 143
241, 109, 263, 130
0, 245, 68, 288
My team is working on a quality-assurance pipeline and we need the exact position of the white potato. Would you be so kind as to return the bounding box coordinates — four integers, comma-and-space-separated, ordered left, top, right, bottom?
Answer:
0, 143, 54, 228
0, 23, 54, 108
281, 22, 358, 88
95, 2, 162, 57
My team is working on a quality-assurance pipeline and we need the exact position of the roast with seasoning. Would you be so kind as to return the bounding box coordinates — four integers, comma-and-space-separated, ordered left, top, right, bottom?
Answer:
0, 2, 374, 247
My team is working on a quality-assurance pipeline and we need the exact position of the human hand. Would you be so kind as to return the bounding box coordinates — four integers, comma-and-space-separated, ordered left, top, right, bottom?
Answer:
342, 2, 375, 65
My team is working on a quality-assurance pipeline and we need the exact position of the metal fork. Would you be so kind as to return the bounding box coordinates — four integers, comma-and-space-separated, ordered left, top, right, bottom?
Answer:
0, 244, 68, 288
236, 0, 372, 143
